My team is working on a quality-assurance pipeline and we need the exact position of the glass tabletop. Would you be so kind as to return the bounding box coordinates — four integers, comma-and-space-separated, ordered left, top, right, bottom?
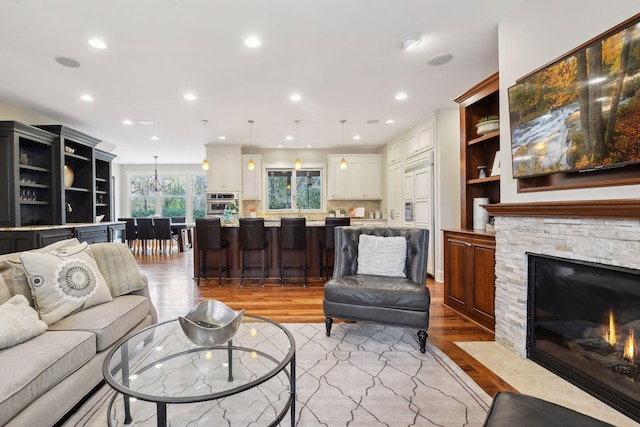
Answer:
103, 314, 295, 404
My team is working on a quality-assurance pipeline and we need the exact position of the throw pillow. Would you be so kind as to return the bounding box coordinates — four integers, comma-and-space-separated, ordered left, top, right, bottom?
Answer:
0, 274, 11, 305
357, 234, 407, 278
0, 294, 48, 350
89, 243, 146, 297
21, 242, 113, 325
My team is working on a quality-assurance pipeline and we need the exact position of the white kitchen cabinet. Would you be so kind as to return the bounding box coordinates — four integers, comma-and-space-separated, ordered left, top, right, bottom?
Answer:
327, 155, 348, 199
328, 154, 381, 200
404, 115, 435, 158
386, 163, 403, 226
242, 154, 262, 200
206, 145, 241, 191
386, 138, 403, 165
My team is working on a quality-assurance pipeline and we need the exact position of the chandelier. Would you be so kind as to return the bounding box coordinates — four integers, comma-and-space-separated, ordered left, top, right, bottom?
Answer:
132, 155, 168, 195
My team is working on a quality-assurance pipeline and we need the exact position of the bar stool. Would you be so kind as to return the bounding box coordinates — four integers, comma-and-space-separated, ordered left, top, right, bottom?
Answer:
136, 218, 155, 254
195, 218, 230, 286
279, 217, 306, 286
319, 217, 350, 279
239, 217, 269, 287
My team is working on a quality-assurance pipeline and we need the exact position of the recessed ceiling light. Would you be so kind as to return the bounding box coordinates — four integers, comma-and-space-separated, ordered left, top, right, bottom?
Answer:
395, 93, 408, 101
244, 36, 261, 48
88, 38, 107, 49
150, 136, 159, 141
137, 120, 153, 125
277, 144, 283, 148
289, 93, 302, 101
184, 93, 197, 101
427, 53, 454, 66
122, 119, 133, 125
306, 144, 311, 148
218, 136, 226, 140
353, 135, 361, 140
80, 94, 94, 102
400, 37, 422, 50
285, 135, 294, 141
385, 119, 395, 124
55, 56, 80, 68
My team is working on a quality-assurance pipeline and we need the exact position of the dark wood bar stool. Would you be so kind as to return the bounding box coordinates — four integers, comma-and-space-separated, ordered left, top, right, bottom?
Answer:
239, 217, 269, 287
319, 217, 350, 279
279, 217, 306, 286
195, 218, 230, 286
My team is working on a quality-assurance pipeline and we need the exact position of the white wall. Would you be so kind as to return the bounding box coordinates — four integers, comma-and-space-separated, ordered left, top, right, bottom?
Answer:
498, 1, 640, 203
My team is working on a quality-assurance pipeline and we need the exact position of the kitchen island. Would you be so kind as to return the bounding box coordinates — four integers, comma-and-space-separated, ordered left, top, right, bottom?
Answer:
193, 218, 386, 281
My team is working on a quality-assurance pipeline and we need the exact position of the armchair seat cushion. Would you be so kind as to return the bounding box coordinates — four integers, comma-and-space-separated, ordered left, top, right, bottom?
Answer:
325, 274, 430, 311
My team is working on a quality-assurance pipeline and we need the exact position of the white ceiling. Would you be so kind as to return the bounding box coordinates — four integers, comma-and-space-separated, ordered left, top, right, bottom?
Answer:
0, 0, 524, 164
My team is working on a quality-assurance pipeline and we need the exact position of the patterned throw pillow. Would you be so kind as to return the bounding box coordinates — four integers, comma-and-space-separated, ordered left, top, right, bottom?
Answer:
357, 234, 407, 278
21, 242, 112, 325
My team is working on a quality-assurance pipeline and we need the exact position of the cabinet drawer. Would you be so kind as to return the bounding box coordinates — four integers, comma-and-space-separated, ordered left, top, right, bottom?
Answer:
75, 226, 108, 244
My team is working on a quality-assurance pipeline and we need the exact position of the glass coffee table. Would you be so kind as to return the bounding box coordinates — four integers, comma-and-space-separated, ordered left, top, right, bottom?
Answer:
103, 315, 296, 427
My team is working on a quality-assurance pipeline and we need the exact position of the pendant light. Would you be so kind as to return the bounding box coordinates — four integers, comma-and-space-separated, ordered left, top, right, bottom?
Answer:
339, 119, 348, 170
201, 119, 210, 170
294, 120, 302, 170
247, 120, 256, 170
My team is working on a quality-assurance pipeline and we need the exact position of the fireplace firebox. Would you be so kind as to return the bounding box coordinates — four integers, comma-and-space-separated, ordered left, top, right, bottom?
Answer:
527, 253, 640, 422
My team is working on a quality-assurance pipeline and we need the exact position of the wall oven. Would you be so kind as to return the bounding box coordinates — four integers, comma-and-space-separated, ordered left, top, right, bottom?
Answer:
206, 192, 238, 217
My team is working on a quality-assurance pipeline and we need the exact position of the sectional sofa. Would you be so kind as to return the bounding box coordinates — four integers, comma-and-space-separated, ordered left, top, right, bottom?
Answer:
0, 239, 157, 427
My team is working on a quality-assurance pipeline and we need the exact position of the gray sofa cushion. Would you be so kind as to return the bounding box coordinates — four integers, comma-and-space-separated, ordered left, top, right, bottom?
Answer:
0, 330, 95, 426
325, 274, 430, 311
48, 295, 149, 351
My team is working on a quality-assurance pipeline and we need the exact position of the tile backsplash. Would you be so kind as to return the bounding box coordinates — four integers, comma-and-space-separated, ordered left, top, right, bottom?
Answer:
240, 199, 382, 221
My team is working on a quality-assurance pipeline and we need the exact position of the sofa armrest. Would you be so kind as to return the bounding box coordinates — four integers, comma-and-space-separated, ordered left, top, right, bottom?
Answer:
126, 274, 158, 324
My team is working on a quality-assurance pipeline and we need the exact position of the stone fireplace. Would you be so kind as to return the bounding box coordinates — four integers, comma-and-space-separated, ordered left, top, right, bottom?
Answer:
486, 199, 640, 419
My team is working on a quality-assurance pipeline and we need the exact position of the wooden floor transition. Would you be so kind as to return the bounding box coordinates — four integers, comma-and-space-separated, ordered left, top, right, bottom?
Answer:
135, 249, 516, 398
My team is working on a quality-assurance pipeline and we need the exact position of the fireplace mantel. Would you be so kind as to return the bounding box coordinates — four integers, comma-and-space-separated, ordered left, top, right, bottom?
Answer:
485, 199, 640, 220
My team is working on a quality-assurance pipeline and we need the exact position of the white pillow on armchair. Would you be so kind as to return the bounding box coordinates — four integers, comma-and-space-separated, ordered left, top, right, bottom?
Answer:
357, 234, 407, 278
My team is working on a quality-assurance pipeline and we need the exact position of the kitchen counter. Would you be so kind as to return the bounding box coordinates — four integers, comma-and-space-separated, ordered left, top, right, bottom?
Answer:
220, 218, 386, 227
0, 221, 124, 232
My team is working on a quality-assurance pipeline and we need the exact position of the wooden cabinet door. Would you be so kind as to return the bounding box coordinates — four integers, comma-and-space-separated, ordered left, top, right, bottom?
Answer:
470, 240, 496, 325
444, 233, 469, 306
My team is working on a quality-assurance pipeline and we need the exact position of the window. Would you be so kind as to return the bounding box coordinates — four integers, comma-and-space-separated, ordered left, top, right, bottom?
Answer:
266, 168, 322, 212
128, 172, 206, 220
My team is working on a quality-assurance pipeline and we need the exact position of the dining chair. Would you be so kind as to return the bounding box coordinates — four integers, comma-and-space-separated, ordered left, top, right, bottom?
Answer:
135, 218, 155, 254
118, 217, 138, 252
153, 218, 174, 253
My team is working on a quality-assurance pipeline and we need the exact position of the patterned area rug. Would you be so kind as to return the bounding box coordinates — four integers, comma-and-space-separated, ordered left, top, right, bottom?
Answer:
64, 323, 491, 426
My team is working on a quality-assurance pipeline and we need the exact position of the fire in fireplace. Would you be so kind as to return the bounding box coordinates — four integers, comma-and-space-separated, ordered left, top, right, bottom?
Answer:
527, 253, 640, 422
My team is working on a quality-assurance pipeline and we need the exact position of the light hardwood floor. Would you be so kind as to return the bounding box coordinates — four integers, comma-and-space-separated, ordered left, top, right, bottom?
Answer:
135, 249, 516, 397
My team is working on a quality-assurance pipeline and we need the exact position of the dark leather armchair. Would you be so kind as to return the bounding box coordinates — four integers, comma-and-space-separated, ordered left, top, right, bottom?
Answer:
323, 226, 430, 352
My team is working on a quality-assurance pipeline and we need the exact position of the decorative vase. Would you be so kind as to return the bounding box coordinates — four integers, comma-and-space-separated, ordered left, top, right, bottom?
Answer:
64, 165, 74, 188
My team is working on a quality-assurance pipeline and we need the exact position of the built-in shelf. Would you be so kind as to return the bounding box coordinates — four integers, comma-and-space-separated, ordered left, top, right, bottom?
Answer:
484, 199, 640, 220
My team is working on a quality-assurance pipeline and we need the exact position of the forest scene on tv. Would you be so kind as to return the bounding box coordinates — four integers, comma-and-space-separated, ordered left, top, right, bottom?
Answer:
508, 19, 640, 178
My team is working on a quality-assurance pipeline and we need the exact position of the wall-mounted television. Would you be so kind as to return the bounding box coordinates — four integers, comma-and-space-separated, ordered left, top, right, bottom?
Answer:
508, 15, 640, 179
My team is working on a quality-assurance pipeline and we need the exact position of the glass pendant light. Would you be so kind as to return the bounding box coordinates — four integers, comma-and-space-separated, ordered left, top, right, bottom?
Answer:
201, 119, 209, 170
294, 120, 302, 170
247, 120, 256, 170
339, 119, 348, 170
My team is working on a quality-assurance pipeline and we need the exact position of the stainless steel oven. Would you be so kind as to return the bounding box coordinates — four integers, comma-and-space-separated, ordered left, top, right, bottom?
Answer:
206, 192, 238, 217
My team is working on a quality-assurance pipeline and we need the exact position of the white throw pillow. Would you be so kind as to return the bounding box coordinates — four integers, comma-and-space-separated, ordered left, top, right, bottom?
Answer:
0, 294, 48, 350
357, 234, 407, 278
21, 242, 113, 325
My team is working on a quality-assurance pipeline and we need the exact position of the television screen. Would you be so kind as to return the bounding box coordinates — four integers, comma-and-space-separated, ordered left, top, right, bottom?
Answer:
508, 17, 640, 179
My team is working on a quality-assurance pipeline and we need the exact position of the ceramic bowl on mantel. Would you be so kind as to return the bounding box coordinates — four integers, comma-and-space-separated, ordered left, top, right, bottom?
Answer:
179, 300, 244, 346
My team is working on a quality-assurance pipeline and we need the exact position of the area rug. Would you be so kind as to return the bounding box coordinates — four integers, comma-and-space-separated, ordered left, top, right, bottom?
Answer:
64, 323, 491, 426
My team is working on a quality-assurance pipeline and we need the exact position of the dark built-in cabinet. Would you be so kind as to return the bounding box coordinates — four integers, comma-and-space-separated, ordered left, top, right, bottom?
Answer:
0, 121, 115, 227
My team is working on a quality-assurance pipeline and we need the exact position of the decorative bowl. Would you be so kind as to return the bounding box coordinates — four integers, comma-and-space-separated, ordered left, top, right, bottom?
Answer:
179, 300, 244, 346
476, 119, 500, 136
95, 214, 105, 223
64, 146, 76, 154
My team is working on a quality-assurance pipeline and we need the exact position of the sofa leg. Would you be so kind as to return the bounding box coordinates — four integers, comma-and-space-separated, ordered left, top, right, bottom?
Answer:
325, 317, 333, 336
417, 330, 427, 353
